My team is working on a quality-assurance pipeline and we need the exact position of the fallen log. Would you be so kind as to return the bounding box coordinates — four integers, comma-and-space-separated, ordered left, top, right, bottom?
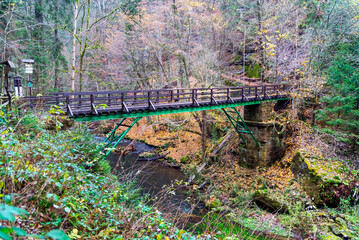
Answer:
211, 133, 232, 156
138, 153, 168, 161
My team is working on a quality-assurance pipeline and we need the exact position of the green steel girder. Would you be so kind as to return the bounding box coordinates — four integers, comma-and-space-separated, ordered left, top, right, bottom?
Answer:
222, 107, 259, 147
74, 97, 289, 122
97, 117, 142, 157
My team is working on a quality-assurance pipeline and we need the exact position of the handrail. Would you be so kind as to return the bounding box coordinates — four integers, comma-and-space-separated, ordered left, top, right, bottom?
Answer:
43, 84, 290, 96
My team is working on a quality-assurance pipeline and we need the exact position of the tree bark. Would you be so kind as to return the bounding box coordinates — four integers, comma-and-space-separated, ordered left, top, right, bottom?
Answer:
201, 110, 207, 160
71, 1, 79, 92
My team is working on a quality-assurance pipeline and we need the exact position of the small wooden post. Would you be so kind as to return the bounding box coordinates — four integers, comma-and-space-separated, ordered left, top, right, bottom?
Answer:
66, 95, 70, 114
241, 87, 244, 101
121, 93, 125, 111
210, 89, 214, 104
90, 94, 94, 111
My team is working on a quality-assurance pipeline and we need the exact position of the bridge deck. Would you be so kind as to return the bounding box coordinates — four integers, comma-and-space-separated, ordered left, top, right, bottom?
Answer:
20, 84, 290, 122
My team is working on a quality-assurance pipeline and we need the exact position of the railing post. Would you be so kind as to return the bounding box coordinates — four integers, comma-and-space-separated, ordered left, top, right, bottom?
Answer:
210, 89, 213, 104
156, 91, 159, 103
66, 95, 70, 114
121, 93, 124, 111
90, 94, 94, 111
148, 91, 151, 109
170, 90, 173, 102
227, 88, 230, 102
241, 87, 244, 101
108, 93, 111, 106
264, 85, 266, 98
255, 86, 258, 99
192, 89, 195, 106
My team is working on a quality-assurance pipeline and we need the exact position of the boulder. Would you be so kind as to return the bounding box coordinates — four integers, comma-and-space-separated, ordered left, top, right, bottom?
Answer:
290, 150, 357, 208
253, 190, 289, 214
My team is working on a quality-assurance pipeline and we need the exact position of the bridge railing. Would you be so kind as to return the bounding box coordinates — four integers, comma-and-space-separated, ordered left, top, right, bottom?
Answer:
19, 84, 290, 116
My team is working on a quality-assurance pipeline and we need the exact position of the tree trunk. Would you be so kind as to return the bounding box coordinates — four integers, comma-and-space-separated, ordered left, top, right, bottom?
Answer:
201, 110, 207, 160
71, 1, 79, 92
54, 0, 60, 91
35, 0, 44, 94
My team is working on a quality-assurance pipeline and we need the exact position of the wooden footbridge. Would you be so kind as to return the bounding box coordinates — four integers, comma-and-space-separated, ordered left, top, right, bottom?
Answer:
18, 84, 290, 156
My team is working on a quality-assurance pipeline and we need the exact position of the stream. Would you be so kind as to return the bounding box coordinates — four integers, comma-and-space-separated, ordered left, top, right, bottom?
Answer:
105, 139, 207, 228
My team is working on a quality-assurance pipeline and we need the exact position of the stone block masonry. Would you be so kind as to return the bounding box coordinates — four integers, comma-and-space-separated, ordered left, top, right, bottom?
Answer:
238, 101, 285, 168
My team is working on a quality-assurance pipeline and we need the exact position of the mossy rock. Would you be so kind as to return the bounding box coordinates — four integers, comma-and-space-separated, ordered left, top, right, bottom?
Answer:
139, 152, 155, 159
316, 213, 355, 239
321, 233, 342, 240
290, 150, 357, 208
253, 190, 289, 214
205, 195, 221, 209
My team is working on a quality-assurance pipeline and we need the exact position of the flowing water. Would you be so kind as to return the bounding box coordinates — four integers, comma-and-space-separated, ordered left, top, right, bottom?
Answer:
105, 139, 207, 228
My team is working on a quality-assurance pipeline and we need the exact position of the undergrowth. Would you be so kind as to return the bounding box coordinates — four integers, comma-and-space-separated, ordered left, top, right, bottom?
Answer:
0, 111, 197, 239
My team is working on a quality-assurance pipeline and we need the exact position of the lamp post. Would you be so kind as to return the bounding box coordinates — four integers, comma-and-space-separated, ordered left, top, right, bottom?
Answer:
22, 59, 34, 96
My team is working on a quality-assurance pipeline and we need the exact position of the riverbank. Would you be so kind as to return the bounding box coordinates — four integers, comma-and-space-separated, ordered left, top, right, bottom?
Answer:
0, 112, 198, 239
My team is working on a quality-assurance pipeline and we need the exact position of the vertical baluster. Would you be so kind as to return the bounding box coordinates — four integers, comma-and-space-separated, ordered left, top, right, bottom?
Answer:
227, 88, 230, 102
148, 91, 151, 109
170, 90, 173, 103
121, 92, 125, 111
264, 85, 267, 98
108, 93, 111, 106
90, 94, 94, 111
66, 95, 70, 114
255, 86, 258, 99
241, 87, 244, 101
192, 89, 195, 106
79, 95, 82, 106
210, 89, 214, 104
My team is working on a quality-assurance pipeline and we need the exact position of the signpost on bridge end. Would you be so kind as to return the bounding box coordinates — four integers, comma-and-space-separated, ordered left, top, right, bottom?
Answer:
22, 59, 34, 96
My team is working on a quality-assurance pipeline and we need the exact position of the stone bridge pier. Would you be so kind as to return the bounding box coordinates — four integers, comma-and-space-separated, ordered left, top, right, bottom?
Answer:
239, 100, 289, 168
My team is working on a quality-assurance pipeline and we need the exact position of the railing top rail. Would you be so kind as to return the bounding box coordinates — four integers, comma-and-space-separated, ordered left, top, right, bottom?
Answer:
46, 84, 290, 97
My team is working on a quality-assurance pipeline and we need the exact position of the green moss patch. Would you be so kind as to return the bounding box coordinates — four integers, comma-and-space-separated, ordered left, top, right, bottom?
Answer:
290, 150, 357, 207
